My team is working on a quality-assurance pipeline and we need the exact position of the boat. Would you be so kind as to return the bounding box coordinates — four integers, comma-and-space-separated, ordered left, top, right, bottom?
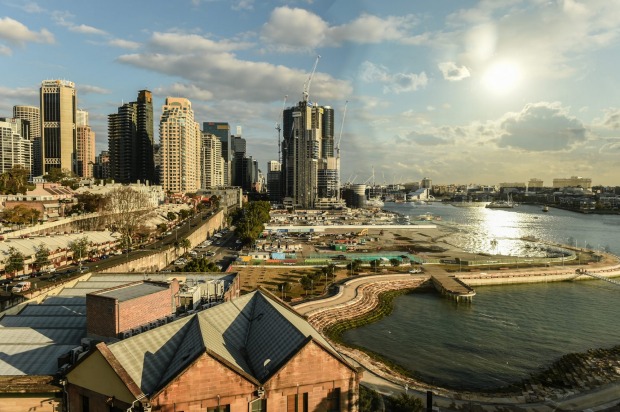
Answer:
416, 212, 441, 221
485, 193, 516, 209
542, 205, 549, 212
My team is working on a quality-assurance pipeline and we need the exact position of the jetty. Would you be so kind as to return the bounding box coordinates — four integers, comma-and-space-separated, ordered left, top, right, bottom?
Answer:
425, 266, 476, 302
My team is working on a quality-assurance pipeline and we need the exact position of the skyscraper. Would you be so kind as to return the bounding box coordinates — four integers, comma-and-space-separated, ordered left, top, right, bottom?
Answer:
267, 160, 281, 202
282, 101, 338, 208
0, 118, 32, 174
40, 79, 76, 175
108, 90, 155, 184
230, 134, 246, 188
12, 105, 40, 176
200, 133, 224, 189
203, 122, 231, 185
75, 109, 95, 178
160, 97, 200, 193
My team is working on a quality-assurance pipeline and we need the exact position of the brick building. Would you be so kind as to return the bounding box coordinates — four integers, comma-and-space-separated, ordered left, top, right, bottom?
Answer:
86, 280, 180, 340
67, 289, 361, 412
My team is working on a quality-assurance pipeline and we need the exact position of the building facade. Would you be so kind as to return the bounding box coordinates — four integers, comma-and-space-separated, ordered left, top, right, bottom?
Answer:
14, 105, 41, 177
267, 160, 281, 203
282, 101, 338, 208
0, 118, 33, 175
200, 132, 224, 189
108, 90, 155, 184
40, 79, 76, 175
67, 290, 360, 412
76, 109, 95, 178
159, 97, 200, 194
553, 176, 592, 189
203, 122, 231, 185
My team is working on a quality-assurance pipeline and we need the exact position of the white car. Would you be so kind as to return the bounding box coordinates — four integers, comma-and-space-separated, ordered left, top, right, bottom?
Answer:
174, 259, 187, 265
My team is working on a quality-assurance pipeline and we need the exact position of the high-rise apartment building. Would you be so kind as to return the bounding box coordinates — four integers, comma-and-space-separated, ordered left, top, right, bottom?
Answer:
200, 133, 224, 189
14, 105, 42, 177
159, 97, 200, 194
203, 122, 231, 185
230, 134, 247, 188
76, 109, 95, 178
40, 79, 76, 175
282, 101, 338, 208
553, 176, 592, 189
267, 160, 281, 202
108, 90, 155, 184
0, 118, 33, 174
93, 150, 110, 180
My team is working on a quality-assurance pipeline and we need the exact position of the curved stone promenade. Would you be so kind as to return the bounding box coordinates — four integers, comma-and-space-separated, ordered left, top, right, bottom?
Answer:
294, 264, 620, 411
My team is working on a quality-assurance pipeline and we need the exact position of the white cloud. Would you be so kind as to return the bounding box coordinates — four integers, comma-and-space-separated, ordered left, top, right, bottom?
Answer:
69, 23, 107, 36
154, 83, 214, 101
79, 85, 112, 95
438, 61, 470, 81
497, 102, 588, 151
117, 32, 352, 104
108, 38, 141, 50
232, 0, 254, 11
359, 61, 428, 94
260, 6, 426, 52
0, 17, 54, 46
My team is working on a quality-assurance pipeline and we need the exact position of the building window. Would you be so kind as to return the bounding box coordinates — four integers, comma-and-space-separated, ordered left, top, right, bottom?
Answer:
302, 393, 309, 412
287, 394, 298, 412
327, 388, 340, 412
81, 395, 90, 412
250, 399, 266, 412
207, 406, 230, 412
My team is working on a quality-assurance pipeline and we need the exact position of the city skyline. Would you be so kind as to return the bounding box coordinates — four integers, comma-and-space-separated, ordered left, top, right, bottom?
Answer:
1, 1, 620, 185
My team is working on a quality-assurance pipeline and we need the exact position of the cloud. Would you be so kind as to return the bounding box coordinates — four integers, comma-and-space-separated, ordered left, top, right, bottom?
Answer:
69, 23, 107, 36
598, 108, 620, 130
260, 6, 426, 51
438, 61, 470, 81
406, 131, 447, 146
443, 1, 620, 80
117, 31, 352, 104
79, 85, 112, 95
154, 83, 214, 101
52, 11, 106, 37
0, 17, 54, 46
497, 102, 588, 151
359, 61, 428, 94
108, 38, 141, 50
232, 0, 254, 11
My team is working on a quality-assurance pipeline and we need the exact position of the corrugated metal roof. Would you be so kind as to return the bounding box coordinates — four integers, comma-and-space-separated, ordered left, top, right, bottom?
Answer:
0, 315, 86, 329
106, 290, 344, 396
0, 344, 77, 375
19, 305, 86, 316
94, 282, 168, 302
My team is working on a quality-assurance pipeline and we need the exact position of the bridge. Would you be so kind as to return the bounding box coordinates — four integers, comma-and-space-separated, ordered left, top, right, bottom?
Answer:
571, 269, 620, 286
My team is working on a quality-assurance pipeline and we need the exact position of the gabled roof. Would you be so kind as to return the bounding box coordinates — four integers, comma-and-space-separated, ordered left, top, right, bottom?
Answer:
104, 290, 345, 396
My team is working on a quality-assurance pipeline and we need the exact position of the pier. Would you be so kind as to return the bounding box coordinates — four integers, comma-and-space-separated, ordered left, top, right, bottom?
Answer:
429, 269, 476, 302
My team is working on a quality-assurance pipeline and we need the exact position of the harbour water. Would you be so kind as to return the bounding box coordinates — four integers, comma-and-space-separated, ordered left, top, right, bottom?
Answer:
342, 203, 620, 390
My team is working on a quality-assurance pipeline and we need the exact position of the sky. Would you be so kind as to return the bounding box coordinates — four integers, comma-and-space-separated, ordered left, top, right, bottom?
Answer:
1, 0, 620, 186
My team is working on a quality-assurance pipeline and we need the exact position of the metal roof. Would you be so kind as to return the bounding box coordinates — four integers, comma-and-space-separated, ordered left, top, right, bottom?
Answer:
106, 290, 346, 396
93, 282, 168, 302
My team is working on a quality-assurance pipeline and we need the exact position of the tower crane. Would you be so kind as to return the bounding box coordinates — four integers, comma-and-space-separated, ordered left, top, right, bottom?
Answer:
302, 55, 321, 104
336, 101, 348, 199
276, 95, 287, 164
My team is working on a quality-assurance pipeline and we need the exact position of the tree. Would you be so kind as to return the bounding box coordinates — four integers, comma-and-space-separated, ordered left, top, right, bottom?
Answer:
180, 238, 192, 255
386, 392, 424, 412
103, 187, 153, 248
490, 238, 498, 254
299, 276, 313, 295
278, 281, 291, 300
1, 205, 41, 227
68, 237, 90, 264
346, 259, 362, 275
359, 385, 383, 412
166, 211, 177, 221
183, 257, 219, 272
390, 258, 401, 267
4, 246, 25, 277
178, 208, 190, 220
156, 223, 168, 234
74, 192, 105, 213
0, 165, 32, 195
33, 244, 51, 272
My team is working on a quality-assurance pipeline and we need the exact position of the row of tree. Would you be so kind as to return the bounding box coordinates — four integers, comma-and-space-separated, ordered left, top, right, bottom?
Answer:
232, 201, 271, 244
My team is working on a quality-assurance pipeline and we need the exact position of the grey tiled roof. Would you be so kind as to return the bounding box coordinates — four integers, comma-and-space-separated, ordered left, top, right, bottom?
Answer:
106, 290, 345, 396
93, 282, 168, 302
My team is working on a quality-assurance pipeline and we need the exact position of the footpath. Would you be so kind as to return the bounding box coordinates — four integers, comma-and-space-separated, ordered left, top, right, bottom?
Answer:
295, 272, 620, 411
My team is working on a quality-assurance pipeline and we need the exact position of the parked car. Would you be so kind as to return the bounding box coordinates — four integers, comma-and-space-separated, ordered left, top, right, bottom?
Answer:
12, 281, 31, 293
16, 274, 30, 281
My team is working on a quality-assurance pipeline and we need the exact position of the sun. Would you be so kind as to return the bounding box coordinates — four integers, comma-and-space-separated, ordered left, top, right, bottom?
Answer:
482, 61, 521, 94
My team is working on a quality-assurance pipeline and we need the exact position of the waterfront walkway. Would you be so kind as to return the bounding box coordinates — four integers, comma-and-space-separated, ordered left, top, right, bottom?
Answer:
294, 268, 620, 411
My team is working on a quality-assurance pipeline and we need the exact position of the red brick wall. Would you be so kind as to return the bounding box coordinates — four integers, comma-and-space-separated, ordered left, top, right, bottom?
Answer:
86, 294, 118, 338
118, 288, 173, 333
151, 353, 257, 411
149, 340, 359, 412
265, 341, 360, 412
68, 384, 131, 412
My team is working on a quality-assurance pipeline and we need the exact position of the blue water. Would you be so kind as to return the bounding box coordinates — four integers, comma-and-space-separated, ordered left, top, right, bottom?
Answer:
342, 203, 620, 390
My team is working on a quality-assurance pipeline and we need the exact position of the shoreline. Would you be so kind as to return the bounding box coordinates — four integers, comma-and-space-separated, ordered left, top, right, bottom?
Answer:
301, 268, 620, 408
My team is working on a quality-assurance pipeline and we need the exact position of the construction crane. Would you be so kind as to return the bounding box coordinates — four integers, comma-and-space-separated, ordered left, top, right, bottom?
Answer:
276, 95, 288, 164
302, 55, 321, 104
336, 101, 348, 199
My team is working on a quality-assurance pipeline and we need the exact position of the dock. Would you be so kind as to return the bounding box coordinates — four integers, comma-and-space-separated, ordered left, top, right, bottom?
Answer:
428, 268, 476, 302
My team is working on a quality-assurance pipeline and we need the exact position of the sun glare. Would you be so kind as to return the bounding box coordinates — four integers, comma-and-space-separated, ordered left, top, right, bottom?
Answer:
482, 61, 521, 94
